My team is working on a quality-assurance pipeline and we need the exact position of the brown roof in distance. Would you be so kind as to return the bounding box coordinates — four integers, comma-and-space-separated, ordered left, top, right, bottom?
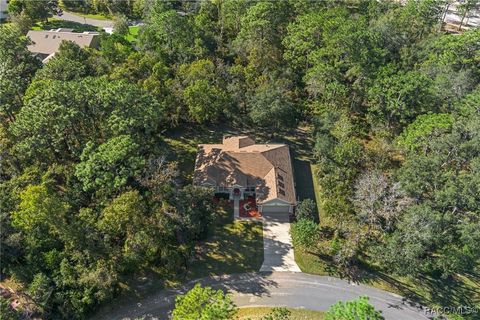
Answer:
194, 136, 296, 204
26, 29, 100, 59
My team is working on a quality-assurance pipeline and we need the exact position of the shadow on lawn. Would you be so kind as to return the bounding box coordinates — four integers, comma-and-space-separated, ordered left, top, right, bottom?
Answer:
187, 205, 264, 280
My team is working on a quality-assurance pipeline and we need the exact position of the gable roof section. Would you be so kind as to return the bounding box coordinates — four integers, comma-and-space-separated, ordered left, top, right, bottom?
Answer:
26, 29, 100, 57
194, 136, 296, 204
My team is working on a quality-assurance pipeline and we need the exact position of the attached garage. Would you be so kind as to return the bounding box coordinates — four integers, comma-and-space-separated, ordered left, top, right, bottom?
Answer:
259, 199, 293, 214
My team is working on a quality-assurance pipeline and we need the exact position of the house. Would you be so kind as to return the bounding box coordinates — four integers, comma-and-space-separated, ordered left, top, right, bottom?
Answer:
194, 136, 297, 214
0, 0, 8, 22
26, 29, 100, 63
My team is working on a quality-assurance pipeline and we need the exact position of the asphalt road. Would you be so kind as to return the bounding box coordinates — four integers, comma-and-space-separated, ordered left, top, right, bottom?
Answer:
94, 272, 435, 320
54, 11, 113, 28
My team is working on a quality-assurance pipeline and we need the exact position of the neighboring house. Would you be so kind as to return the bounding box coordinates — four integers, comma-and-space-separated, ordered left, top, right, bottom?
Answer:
0, 0, 8, 22
194, 136, 297, 214
26, 28, 100, 63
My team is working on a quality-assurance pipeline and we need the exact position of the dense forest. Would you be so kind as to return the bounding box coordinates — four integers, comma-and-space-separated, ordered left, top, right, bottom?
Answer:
1, 0, 479, 318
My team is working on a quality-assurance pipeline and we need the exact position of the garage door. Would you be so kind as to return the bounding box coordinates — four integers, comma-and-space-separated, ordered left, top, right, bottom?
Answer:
261, 205, 290, 213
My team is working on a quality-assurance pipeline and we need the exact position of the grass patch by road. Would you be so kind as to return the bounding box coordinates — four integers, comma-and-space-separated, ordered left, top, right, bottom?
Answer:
63, 10, 111, 20
188, 202, 264, 280
237, 307, 325, 319
32, 19, 100, 32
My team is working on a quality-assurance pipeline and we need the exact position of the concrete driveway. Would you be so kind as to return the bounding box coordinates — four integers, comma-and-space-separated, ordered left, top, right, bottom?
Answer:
260, 212, 301, 272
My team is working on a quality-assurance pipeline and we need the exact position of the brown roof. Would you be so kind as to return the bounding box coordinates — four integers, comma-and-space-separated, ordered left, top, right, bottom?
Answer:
26, 29, 100, 57
194, 136, 296, 204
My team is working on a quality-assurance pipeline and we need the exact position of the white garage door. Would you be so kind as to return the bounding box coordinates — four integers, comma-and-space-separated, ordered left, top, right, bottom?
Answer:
261, 205, 290, 213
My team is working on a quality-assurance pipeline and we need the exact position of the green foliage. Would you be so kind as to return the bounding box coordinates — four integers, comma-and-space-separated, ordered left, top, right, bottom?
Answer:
262, 307, 292, 320
295, 199, 317, 221
11, 78, 162, 163
0, 25, 40, 122
183, 79, 227, 123
113, 14, 129, 35
248, 77, 298, 132
367, 70, 438, 128
141, 9, 197, 63
0, 295, 22, 320
8, 0, 60, 22
291, 219, 318, 249
12, 184, 68, 240
2, 0, 480, 317
172, 284, 237, 320
325, 296, 384, 320
75, 135, 145, 192
35, 41, 93, 81
397, 113, 454, 152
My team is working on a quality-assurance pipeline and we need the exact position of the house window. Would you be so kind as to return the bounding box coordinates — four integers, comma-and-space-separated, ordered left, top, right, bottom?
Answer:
217, 186, 229, 192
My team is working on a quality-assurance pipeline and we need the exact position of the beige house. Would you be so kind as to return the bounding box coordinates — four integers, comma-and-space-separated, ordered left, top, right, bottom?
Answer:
194, 136, 297, 214
26, 29, 100, 63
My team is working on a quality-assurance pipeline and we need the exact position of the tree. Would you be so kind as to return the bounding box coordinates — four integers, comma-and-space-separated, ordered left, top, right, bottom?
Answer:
9, 11, 34, 34
11, 78, 162, 163
8, 0, 61, 23
367, 69, 439, 129
248, 77, 298, 132
458, 0, 480, 30
172, 284, 237, 320
295, 199, 317, 221
352, 170, 411, 233
325, 296, 384, 320
75, 135, 145, 193
262, 307, 292, 320
183, 79, 227, 123
113, 14, 130, 35
176, 59, 230, 123
234, 1, 293, 70
12, 184, 68, 235
98, 190, 146, 238
175, 185, 215, 242
397, 113, 454, 152
141, 9, 197, 63
35, 41, 93, 81
0, 25, 40, 122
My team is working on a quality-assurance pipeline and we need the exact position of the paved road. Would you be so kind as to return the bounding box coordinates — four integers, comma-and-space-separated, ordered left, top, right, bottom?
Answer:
94, 272, 435, 320
260, 212, 301, 272
54, 11, 113, 28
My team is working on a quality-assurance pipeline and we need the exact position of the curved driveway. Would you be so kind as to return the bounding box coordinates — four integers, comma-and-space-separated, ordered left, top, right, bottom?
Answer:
94, 272, 435, 320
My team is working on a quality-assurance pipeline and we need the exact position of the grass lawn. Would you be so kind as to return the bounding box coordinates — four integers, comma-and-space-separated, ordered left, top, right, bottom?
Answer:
63, 10, 111, 20
31, 19, 100, 32
237, 307, 325, 320
125, 25, 140, 42
188, 202, 264, 280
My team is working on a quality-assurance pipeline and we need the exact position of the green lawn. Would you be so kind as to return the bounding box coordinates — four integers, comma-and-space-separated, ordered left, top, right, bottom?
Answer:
188, 202, 264, 280
237, 307, 325, 320
31, 19, 100, 32
63, 10, 112, 21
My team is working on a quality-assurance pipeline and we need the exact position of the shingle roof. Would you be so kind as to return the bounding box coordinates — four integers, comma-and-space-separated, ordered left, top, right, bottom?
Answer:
26, 29, 100, 57
194, 136, 296, 204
